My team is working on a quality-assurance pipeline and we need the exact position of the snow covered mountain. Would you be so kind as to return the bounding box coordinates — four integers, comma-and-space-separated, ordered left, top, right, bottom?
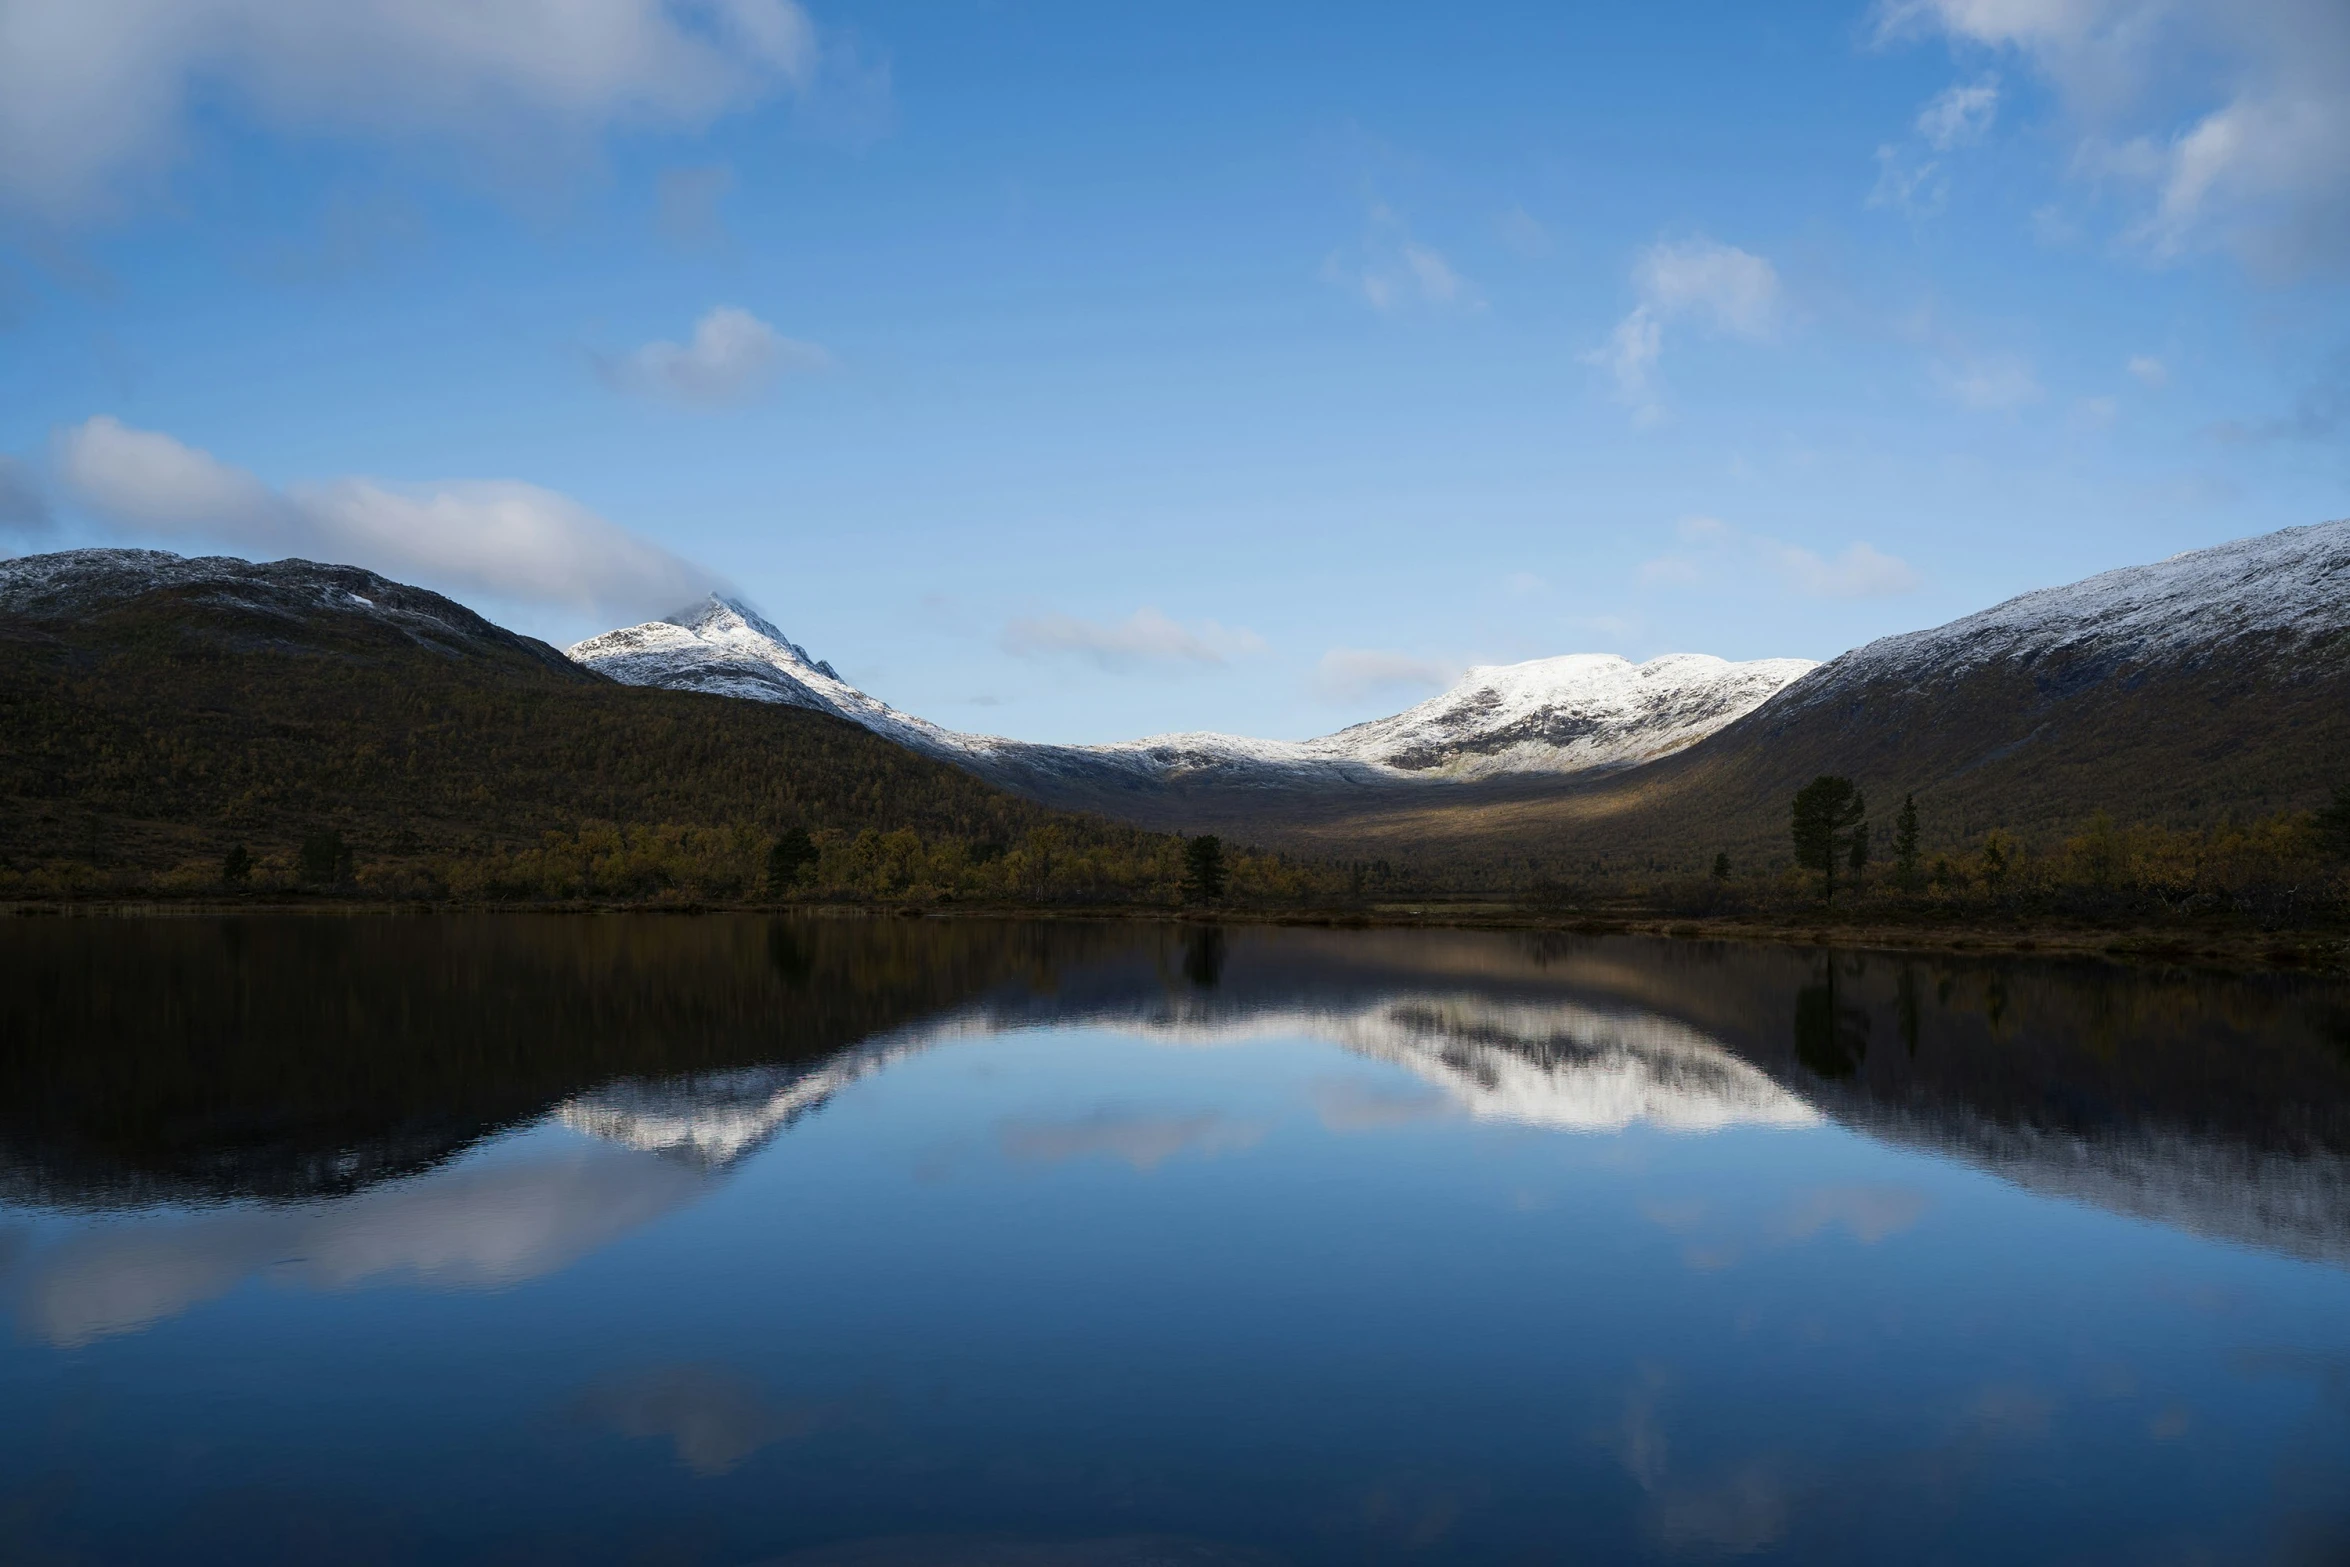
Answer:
568, 596, 1815, 809
1481, 516, 2350, 864
1762, 517, 2350, 718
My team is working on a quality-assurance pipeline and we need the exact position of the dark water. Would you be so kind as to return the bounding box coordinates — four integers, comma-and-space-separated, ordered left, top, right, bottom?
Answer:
5, 917, 2350, 1565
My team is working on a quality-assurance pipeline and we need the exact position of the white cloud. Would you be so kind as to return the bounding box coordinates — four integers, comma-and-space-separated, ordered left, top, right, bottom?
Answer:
1584, 306, 1667, 419
1641, 516, 1922, 600
1326, 201, 1479, 314
1401, 243, 1465, 304
14, 1141, 706, 1346
1774, 540, 1924, 598
1313, 648, 1458, 703
1931, 349, 2044, 409
1869, 77, 1999, 219
1878, 0, 2350, 276
1918, 75, 2002, 148
1869, 145, 1948, 218
1586, 238, 1782, 419
599, 306, 828, 406
52, 415, 712, 615
0, 0, 820, 223
1503, 571, 1549, 596
1635, 239, 1783, 337
999, 607, 1265, 671
2127, 353, 2169, 386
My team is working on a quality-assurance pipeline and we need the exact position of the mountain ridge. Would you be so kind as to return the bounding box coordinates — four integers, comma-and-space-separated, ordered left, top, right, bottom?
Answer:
568, 597, 1818, 820
1255, 516, 2350, 876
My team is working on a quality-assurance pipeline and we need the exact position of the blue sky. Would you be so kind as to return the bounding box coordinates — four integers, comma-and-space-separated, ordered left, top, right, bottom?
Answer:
2, 0, 2345, 743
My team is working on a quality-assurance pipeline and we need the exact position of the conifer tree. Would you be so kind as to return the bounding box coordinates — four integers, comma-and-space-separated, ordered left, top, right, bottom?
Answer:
1711, 851, 1731, 881
221, 843, 252, 885
1790, 776, 1866, 903
1182, 834, 1227, 902
766, 828, 817, 897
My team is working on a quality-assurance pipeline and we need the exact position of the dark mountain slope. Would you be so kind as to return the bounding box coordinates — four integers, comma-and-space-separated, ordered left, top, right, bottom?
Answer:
0, 549, 1155, 882
1251, 519, 2350, 878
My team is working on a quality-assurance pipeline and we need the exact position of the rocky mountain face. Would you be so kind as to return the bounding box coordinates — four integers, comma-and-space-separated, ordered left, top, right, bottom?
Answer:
568, 598, 1816, 824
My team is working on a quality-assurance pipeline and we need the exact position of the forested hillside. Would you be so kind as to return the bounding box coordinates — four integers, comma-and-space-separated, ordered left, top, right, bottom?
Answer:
0, 552, 1310, 903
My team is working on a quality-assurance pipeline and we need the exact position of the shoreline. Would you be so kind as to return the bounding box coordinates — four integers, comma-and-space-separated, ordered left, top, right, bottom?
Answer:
10, 896, 2346, 975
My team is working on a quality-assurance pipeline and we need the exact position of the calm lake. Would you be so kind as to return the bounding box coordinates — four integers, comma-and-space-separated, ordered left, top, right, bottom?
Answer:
4, 916, 2349, 1564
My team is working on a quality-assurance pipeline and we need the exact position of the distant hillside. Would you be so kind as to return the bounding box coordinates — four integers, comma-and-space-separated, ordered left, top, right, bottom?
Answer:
1266, 519, 2350, 881
0, 550, 1165, 894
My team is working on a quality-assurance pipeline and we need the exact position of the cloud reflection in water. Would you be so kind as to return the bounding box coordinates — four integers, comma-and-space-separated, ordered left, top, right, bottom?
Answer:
9, 1140, 706, 1346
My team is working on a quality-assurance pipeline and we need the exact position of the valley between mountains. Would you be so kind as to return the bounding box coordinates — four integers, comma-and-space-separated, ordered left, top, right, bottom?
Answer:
1, 517, 2347, 921
567, 517, 2350, 865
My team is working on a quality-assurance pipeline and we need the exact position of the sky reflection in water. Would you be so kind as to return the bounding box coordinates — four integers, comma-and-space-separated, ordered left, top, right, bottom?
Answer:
3, 916, 2349, 1564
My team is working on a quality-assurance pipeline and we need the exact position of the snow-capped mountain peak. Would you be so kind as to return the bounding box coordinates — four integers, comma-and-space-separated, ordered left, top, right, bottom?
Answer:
672, 595, 842, 681
1317, 651, 1820, 777
566, 598, 1816, 803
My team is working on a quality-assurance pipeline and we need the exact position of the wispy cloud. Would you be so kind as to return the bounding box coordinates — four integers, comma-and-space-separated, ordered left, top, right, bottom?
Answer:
2127, 353, 2170, 387
1877, 0, 2350, 277
1918, 75, 2001, 150
1869, 145, 1948, 219
1000, 607, 1265, 671
1325, 200, 1479, 314
1585, 237, 1782, 421
1313, 647, 1458, 703
1641, 515, 1921, 600
1931, 349, 2044, 410
52, 415, 713, 615
598, 306, 828, 407
1869, 75, 2000, 221
0, 0, 822, 224
1776, 540, 1923, 598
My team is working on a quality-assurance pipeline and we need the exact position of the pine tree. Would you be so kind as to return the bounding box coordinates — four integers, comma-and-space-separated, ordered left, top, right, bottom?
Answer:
1182, 834, 1227, 902
1711, 851, 1731, 881
766, 828, 817, 897
220, 843, 252, 885
1790, 776, 1866, 904
1893, 794, 1921, 889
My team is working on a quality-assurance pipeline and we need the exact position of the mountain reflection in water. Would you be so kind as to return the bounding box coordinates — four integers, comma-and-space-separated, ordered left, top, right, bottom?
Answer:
5, 916, 2350, 1565
4, 917, 2347, 1338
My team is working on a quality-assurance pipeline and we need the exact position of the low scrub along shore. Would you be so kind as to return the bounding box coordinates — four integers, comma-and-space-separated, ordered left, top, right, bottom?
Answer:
7, 792, 2350, 973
